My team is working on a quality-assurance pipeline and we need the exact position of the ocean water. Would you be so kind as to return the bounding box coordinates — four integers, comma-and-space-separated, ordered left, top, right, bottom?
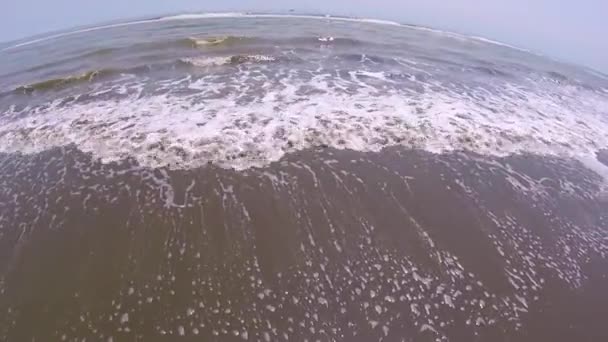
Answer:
0, 13, 607, 342
2, 13, 608, 170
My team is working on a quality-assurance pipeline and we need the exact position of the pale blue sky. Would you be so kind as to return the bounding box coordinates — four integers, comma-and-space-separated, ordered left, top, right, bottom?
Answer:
2, 0, 607, 73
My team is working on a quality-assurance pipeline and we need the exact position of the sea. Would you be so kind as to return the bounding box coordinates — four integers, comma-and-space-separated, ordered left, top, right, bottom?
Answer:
0, 13, 607, 342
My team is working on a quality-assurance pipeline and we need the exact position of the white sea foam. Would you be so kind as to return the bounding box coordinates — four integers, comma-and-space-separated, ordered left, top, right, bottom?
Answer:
167, 13, 403, 27
160, 13, 246, 20
180, 56, 231, 67
402, 25, 470, 41
1, 19, 159, 51
399, 25, 532, 53
469, 36, 532, 53
181, 54, 276, 67
1, 70, 607, 171
357, 18, 402, 26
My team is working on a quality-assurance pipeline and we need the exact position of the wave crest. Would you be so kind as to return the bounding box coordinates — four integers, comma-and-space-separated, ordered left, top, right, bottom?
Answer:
14, 70, 112, 94
180, 36, 250, 47
180, 54, 278, 67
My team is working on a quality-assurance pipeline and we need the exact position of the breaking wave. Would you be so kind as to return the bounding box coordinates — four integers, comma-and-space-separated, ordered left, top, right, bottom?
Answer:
8, 52, 286, 94
13, 70, 115, 93
179, 36, 252, 47
2, 69, 607, 171
180, 54, 278, 67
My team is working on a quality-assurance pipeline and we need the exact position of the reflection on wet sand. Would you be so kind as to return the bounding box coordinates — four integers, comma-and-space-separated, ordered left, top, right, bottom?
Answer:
0, 146, 607, 341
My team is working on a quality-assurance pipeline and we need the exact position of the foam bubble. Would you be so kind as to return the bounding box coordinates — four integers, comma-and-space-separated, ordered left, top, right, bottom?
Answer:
318, 36, 335, 42
181, 54, 277, 67
180, 56, 231, 67
1, 68, 607, 171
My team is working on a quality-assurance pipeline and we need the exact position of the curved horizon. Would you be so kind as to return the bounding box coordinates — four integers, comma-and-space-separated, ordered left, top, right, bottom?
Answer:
7, 10, 608, 78
2, 0, 608, 73
0, 11, 552, 68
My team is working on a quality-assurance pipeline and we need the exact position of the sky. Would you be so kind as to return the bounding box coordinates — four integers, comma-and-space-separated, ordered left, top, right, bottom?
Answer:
2, 0, 607, 73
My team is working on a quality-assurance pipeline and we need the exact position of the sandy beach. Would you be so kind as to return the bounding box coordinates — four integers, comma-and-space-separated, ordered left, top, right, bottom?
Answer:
0, 146, 606, 341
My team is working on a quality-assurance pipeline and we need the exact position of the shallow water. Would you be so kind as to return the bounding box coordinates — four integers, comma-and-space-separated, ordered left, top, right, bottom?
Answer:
1, 146, 607, 341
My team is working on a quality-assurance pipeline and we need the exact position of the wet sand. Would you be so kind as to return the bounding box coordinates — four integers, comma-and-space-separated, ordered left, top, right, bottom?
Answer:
0, 146, 607, 341
597, 149, 608, 166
